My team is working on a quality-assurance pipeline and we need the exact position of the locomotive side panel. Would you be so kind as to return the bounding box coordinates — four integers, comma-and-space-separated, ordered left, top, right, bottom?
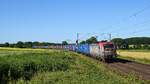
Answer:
89, 44, 100, 59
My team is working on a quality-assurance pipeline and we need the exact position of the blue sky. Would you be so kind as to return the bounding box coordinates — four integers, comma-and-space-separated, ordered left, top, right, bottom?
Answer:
0, 0, 150, 43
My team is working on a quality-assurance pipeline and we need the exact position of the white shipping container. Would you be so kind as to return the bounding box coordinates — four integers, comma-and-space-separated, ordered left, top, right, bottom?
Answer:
90, 44, 100, 58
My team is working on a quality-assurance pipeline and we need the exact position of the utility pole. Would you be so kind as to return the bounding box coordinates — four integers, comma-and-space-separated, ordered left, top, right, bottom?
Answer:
95, 35, 98, 42
108, 33, 111, 42
75, 33, 79, 51
76, 33, 79, 45
95, 35, 98, 39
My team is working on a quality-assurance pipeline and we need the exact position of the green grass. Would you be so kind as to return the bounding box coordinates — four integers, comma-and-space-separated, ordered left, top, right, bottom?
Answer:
0, 48, 149, 84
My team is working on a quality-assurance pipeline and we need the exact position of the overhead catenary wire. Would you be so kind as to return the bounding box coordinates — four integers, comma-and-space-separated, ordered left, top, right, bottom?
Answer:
113, 18, 150, 35
78, 32, 110, 42
72, 5, 150, 42
112, 26, 150, 39
129, 5, 150, 17
108, 4, 150, 35
79, 33, 91, 40
112, 5, 150, 27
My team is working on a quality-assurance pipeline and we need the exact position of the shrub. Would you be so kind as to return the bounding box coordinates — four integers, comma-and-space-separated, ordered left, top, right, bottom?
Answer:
0, 52, 74, 82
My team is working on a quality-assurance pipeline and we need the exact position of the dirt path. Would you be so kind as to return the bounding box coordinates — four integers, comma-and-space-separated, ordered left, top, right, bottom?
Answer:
107, 58, 150, 80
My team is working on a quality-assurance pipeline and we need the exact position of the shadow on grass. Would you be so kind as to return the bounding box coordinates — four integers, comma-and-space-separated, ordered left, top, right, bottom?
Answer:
108, 58, 132, 64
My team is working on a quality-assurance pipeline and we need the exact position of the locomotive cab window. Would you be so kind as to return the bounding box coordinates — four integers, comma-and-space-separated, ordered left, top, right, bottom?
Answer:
104, 44, 114, 51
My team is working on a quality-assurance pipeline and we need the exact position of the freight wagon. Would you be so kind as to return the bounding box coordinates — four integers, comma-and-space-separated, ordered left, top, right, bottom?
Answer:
68, 44, 76, 51
76, 44, 90, 55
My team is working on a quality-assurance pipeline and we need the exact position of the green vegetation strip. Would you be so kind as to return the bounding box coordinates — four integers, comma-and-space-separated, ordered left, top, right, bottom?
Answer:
118, 49, 150, 52
0, 48, 149, 84
118, 56, 150, 64
117, 50, 150, 64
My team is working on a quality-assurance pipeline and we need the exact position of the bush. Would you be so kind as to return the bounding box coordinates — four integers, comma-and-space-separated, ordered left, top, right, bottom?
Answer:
0, 52, 74, 82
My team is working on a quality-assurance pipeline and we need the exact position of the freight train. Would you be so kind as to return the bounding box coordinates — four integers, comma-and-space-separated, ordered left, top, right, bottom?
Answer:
33, 41, 117, 62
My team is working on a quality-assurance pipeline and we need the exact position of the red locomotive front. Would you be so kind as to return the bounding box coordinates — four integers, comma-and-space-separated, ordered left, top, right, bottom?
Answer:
99, 41, 117, 62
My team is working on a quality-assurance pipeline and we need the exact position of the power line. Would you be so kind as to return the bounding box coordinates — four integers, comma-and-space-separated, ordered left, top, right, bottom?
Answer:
129, 5, 150, 17
78, 32, 112, 41
112, 18, 150, 35
79, 33, 91, 40
128, 19, 150, 27
109, 4, 150, 34
112, 26, 150, 38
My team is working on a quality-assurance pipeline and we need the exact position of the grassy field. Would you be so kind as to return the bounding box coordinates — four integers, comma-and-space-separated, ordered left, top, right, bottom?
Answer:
117, 50, 150, 64
0, 48, 149, 84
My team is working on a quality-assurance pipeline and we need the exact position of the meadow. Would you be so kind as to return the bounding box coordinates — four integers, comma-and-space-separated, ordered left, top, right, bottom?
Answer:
0, 48, 149, 84
117, 50, 150, 64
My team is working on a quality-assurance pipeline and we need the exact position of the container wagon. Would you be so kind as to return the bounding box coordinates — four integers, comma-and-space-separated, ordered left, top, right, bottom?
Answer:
68, 44, 76, 51
76, 44, 90, 55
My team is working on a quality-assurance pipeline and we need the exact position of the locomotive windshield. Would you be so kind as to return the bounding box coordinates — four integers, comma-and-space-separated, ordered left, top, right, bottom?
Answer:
104, 44, 114, 49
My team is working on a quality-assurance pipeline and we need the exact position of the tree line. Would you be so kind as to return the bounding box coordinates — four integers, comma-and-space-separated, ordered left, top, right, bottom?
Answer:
1, 37, 150, 49
0, 37, 98, 48
80, 36, 98, 44
0, 41, 62, 48
111, 37, 150, 49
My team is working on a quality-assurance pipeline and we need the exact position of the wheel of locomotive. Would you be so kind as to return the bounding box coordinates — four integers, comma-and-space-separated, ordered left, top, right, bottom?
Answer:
99, 58, 102, 61
96, 56, 101, 61
102, 58, 110, 63
102, 58, 106, 62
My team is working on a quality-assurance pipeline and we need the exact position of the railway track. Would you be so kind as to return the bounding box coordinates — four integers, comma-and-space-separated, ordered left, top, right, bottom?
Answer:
106, 58, 150, 80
